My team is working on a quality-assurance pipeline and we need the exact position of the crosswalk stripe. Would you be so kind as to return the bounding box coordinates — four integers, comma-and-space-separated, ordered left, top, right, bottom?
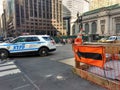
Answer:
0, 61, 21, 77
0, 69, 21, 77
0, 61, 14, 66
0, 65, 17, 71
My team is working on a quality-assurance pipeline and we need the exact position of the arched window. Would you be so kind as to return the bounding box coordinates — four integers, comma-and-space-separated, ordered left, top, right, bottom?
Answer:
91, 22, 97, 34
72, 25, 75, 34
85, 23, 89, 34
116, 24, 120, 34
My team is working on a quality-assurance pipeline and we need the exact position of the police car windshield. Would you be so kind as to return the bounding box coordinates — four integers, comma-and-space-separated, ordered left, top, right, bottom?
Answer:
42, 37, 53, 41
11, 37, 26, 43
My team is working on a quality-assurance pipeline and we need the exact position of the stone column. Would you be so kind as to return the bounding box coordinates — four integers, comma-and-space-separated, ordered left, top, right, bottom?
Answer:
97, 19, 101, 35
109, 17, 112, 35
112, 18, 116, 35
95, 20, 98, 34
105, 16, 110, 35
89, 22, 92, 34
82, 23, 85, 31
70, 23, 74, 35
88, 22, 92, 42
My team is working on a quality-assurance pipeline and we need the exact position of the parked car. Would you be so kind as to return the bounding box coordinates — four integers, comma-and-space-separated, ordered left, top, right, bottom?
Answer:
0, 35, 56, 59
98, 37, 108, 43
105, 36, 120, 43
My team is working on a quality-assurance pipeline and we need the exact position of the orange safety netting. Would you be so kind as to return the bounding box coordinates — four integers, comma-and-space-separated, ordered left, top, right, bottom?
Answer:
73, 45, 106, 68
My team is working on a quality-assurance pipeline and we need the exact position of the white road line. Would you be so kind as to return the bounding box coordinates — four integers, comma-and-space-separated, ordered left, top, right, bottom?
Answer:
0, 69, 21, 77
0, 65, 17, 71
0, 61, 21, 77
0, 61, 14, 66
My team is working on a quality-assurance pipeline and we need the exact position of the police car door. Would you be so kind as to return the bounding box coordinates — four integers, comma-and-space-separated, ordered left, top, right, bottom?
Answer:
10, 37, 27, 53
24, 37, 40, 52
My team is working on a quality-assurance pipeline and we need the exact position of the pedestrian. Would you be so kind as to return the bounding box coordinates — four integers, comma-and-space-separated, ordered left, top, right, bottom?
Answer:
74, 34, 83, 45
63, 39, 66, 45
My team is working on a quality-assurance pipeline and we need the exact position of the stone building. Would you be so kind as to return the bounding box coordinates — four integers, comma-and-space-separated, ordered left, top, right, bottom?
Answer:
82, 4, 120, 37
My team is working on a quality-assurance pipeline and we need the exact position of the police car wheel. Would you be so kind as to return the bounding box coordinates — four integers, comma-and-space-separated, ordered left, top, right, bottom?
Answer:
0, 50, 8, 60
39, 48, 48, 56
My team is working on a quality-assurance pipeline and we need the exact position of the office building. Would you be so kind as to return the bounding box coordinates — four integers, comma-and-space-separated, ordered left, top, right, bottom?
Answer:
3, 0, 63, 37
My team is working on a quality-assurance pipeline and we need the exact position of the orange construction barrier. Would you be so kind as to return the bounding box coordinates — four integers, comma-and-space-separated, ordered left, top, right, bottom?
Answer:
73, 45, 106, 68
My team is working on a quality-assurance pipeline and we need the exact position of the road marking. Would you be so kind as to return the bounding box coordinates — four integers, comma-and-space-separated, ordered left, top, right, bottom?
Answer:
0, 61, 14, 66
0, 61, 21, 77
0, 65, 17, 71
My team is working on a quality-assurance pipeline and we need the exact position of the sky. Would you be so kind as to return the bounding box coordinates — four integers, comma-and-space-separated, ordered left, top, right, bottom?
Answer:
0, 0, 3, 16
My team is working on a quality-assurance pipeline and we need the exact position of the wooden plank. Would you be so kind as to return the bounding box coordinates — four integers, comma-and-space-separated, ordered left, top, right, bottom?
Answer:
83, 42, 120, 54
73, 68, 120, 90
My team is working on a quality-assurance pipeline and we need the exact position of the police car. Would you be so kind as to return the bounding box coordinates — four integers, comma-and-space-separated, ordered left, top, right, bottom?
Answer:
0, 35, 56, 59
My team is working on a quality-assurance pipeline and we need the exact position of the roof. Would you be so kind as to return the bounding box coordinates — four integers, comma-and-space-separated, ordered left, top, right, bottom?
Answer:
83, 4, 120, 16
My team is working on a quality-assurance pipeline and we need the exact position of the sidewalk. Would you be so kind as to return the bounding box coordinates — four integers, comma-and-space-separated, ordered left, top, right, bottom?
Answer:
59, 58, 75, 67
59, 58, 85, 68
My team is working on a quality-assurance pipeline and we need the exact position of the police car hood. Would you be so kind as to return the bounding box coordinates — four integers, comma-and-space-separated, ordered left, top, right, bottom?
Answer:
0, 42, 10, 45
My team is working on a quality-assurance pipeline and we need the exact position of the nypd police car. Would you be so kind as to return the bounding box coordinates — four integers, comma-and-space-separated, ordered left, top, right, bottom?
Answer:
0, 35, 56, 59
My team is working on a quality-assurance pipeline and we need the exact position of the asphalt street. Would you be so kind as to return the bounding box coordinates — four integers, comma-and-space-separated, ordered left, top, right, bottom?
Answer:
0, 44, 106, 90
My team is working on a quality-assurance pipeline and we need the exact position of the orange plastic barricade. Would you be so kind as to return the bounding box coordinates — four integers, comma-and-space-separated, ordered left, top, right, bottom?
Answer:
73, 45, 106, 68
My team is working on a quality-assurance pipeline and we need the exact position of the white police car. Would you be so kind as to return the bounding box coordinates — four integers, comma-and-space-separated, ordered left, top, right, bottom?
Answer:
0, 35, 56, 59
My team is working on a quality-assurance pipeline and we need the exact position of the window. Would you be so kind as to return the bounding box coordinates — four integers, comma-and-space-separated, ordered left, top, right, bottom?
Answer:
30, 10, 33, 17
92, 22, 97, 34
42, 37, 53, 41
34, 11, 37, 17
85, 23, 89, 34
12, 37, 26, 43
25, 37, 40, 42
116, 24, 120, 34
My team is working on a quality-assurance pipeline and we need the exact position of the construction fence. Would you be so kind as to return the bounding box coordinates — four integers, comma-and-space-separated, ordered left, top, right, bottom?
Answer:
72, 43, 120, 90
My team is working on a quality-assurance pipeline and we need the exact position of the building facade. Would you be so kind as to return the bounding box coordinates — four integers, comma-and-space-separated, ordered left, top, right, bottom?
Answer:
3, 0, 63, 37
82, 4, 120, 37
62, 0, 89, 36
90, 0, 120, 10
